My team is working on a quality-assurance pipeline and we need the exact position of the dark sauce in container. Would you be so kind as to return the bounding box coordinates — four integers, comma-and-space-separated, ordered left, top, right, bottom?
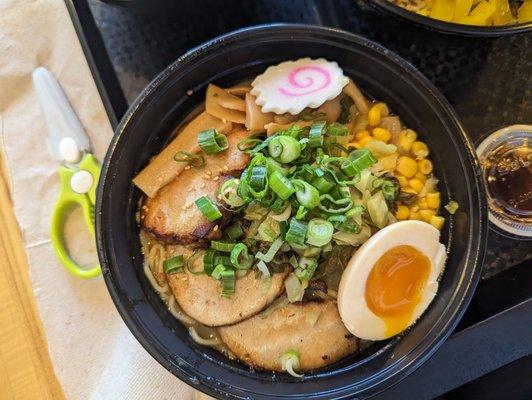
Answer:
477, 125, 532, 238
486, 144, 532, 219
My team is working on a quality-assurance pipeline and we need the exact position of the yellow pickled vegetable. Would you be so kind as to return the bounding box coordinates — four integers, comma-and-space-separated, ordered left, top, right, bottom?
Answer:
492, 0, 513, 25
519, 0, 532, 23
430, 0, 455, 21
469, 0, 496, 25
454, 0, 474, 19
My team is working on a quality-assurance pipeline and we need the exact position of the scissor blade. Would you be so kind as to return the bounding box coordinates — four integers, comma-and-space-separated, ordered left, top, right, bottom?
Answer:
32, 67, 91, 162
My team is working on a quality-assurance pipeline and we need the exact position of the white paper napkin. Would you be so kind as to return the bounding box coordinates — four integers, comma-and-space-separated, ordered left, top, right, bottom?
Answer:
0, 1, 196, 398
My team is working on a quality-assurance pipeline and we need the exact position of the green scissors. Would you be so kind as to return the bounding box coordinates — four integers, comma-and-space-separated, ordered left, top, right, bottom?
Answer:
33, 67, 102, 279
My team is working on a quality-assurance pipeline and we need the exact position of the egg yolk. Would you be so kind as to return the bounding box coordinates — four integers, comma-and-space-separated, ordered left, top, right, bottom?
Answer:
365, 245, 431, 337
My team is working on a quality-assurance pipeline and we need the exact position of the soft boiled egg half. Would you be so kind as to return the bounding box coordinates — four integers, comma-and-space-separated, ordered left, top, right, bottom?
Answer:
338, 220, 447, 340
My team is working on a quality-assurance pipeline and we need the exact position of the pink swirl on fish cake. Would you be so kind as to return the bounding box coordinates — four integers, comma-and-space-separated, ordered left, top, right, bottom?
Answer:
278, 66, 332, 97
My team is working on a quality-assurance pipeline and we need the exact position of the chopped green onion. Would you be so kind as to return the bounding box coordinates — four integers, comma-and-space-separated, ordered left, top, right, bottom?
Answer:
219, 178, 245, 208
284, 273, 305, 303
270, 198, 287, 213
292, 164, 316, 181
230, 243, 253, 270
291, 179, 320, 209
295, 257, 318, 281
306, 218, 334, 247
241, 155, 269, 199
211, 264, 226, 279
163, 255, 184, 275
243, 201, 270, 221
268, 136, 301, 163
256, 237, 284, 263
267, 157, 290, 176
308, 121, 326, 147
211, 241, 236, 252
310, 168, 335, 193
186, 251, 205, 275
285, 218, 308, 245
326, 122, 349, 136
238, 137, 262, 152
347, 149, 377, 172
215, 255, 233, 267
195, 196, 222, 221
380, 178, 399, 202
256, 260, 272, 294
257, 216, 281, 242
220, 268, 236, 298
173, 151, 204, 167
198, 128, 228, 154
269, 170, 295, 200
295, 205, 308, 220
226, 223, 244, 240
203, 249, 216, 275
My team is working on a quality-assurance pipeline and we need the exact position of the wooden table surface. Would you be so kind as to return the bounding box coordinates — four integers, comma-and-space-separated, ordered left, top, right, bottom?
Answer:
0, 150, 65, 400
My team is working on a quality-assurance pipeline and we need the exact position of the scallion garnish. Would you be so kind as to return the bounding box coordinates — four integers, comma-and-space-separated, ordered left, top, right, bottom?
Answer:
219, 178, 245, 208
230, 243, 254, 270
268, 136, 301, 163
211, 241, 236, 252
306, 218, 334, 247
226, 223, 244, 240
211, 264, 226, 279
285, 218, 308, 245
220, 268, 236, 298
173, 151, 204, 167
310, 168, 335, 193
308, 121, 326, 147
269, 170, 295, 200
195, 196, 222, 221
255, 237, 284, 263
203, 249, 216, 275
291, 179, 320, 209
295, 257, 318, 281
163, 255, 184, 275
326, 122, 349, 136
280, 349, 303, 378
198, 128, 228, 154
295, 205, 307, 220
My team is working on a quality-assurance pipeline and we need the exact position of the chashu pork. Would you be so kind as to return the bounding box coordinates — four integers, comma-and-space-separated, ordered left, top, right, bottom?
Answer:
218, 300, 358, 371
141, 130, 249, 244
167, 267, 290, 327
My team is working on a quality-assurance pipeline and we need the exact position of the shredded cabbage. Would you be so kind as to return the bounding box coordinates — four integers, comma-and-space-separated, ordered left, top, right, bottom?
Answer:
333, 225, 371, 246
285, 273, 305, 303
367, 191, 388, 228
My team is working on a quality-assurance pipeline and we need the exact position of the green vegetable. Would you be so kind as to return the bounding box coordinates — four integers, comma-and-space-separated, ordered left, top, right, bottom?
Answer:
295, 257, 318, 281
269, 170, 295, 200
163, 255, 184, 275
307, 218, 334, 247
291, 179, 320, 209
308, 121, 326, 147
268, 136, 301, 163
220, 268, 236, 298
284, 273, 305, 303
173, 151, 204, 167
255, 237, 284, 263
195, 196, 222, 221
203, 249, 216, 275
211, 241, 236, 252
197, 128, 228, 154
310, 168, 335, 193
225, 223, 244, 240
280, 349, 303, 378
230, 243, 253, 270
285, 218, 308, 245
219, 178, 245, 208
367, 190, 388, 228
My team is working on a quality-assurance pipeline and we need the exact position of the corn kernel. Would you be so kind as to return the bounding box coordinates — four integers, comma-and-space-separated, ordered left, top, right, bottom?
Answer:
418, 159, 433, 175
410, 204, 420, 212
426, 192, 441, 209
396, 205, 410, 220
408, 178, 424, 193
372, 127, 392, 142
397, 175, 409, 188
414, 172, 427, 183
368, 103, 388, 126
396, 156, 418, 178
430, 215, 445, 230
412, 141, 429, 159
417, 198, 429, 209
398, 129, 417, 152
409, 211, 420, 220
359, 136, 374, 147
419, 209, 435, 223
355, 130, 370, 140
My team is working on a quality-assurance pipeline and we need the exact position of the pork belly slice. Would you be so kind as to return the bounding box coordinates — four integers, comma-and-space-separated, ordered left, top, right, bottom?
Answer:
141, 130, 249, 244
218, 300, 358, 371
167, 267, 290, 327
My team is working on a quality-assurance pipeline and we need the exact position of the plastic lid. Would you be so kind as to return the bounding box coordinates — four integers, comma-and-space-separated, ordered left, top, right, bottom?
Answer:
476, 125, 532, 238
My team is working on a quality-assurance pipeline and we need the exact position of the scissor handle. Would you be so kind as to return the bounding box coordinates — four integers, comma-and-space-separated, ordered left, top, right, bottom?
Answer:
50, 165, 101, 279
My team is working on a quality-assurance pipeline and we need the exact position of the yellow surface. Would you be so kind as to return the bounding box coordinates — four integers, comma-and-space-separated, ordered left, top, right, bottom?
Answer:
0, 150, 65, 400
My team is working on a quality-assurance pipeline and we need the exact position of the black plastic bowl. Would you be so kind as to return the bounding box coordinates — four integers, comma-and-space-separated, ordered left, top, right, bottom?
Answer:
367, 0, 532, 36
96, 24, 487, 399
